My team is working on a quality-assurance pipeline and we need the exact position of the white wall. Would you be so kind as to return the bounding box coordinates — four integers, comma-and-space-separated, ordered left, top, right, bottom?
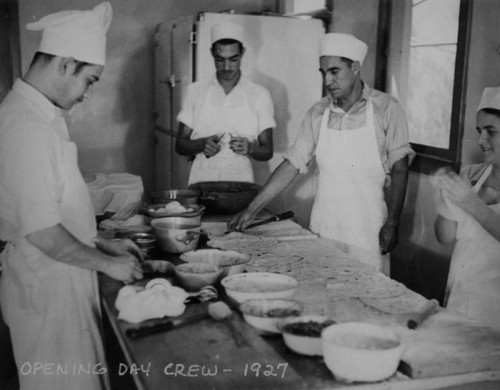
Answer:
329, 0, 379, 88
17, 0, 279, 191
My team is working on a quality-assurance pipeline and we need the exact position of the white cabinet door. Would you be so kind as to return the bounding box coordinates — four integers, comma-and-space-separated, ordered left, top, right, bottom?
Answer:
196, 12, 324, 226
154, 16, 195, 190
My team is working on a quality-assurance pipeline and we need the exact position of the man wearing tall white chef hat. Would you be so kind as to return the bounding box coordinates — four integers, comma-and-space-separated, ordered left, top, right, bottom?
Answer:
0, 3, 143, 389
176, 21, 276, 185
230, 33, 414, 274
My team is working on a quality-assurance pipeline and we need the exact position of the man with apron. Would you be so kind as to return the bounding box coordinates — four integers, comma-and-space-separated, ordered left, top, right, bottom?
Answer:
229, 33, 414, 274
0, 4, 143, 389
176, 21, 276, 185
434, 87, 500, 329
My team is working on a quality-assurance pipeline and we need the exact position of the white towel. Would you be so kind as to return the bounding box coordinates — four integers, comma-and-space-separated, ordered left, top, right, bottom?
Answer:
115, 284, 188, 323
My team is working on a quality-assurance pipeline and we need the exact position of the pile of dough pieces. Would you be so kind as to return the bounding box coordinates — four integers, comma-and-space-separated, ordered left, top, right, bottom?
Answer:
149, 201, 193, 214
115, 279, 188, 323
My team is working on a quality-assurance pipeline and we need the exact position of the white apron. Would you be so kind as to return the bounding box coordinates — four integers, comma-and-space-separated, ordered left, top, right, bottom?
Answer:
309, 99, 389, 273
188, 84, 259, 185
444, 164, 500, 329
0, 122, 110, 390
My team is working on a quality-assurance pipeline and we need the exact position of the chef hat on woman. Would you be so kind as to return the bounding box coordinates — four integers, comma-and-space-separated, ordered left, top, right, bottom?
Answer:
26, 2, 113, 66
211, 21, 244, 45
320, 33, 368, 65
477, 87, 500, 112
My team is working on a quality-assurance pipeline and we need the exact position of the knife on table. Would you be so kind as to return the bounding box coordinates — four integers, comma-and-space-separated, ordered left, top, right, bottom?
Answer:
246, 210, 295, 230
125, 311, 210, 339
225, 210, 295, 234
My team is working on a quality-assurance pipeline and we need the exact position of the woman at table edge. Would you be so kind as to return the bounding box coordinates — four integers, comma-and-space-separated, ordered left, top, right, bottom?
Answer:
434, 86, 500, 330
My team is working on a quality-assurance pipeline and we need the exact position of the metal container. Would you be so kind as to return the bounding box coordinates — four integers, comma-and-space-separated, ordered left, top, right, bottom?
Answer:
151, 217, 201, 254
188, 181, 261, 215
149, 189, 198, 205
126, 232, 157, 259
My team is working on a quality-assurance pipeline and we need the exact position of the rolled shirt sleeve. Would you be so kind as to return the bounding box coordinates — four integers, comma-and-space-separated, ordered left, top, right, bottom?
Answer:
255, 87, 276, 133
284, 86, 414, 175
283, 98, 329, 174
379, 93, 416, 168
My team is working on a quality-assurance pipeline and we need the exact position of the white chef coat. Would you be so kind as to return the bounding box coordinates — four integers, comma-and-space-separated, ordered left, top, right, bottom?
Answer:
0, 79, 109, 390
177, 75, 275, 185
444, 163, 500, 329
309, 98, 389, 273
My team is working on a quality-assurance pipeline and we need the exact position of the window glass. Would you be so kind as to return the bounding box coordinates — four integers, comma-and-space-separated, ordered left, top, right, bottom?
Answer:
407, 0, 460, 148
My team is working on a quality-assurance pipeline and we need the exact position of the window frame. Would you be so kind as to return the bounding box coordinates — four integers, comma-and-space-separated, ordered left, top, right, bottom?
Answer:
383, 0, 472, 174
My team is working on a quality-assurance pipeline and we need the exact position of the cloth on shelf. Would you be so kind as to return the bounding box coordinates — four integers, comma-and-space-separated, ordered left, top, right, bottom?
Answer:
85, 172, 144, 219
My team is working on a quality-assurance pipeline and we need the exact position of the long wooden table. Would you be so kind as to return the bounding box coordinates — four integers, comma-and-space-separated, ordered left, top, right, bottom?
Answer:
99, 218, 500, 390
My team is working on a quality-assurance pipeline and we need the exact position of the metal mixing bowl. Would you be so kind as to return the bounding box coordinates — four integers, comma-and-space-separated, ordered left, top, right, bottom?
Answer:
188, 181, 261, 215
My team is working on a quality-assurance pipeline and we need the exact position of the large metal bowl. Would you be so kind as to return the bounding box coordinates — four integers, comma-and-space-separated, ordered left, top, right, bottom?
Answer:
150, 217, 201, 254
188, 181, 261, 215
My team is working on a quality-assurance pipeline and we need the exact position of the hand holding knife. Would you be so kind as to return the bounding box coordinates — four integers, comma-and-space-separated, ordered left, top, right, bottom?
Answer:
225, 210, 295, 234
204, 133, 225, 158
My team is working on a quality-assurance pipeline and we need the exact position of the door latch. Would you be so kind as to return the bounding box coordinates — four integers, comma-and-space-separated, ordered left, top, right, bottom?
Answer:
159, 74, 180, 88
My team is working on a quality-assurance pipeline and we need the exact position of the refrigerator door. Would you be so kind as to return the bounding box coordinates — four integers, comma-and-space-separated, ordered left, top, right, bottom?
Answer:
154, 16, 195, 190
196, 13, 324, 226
155, 13, 324, 226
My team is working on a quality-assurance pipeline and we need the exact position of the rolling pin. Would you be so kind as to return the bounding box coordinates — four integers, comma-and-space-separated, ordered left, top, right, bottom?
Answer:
407, 299, 440, 329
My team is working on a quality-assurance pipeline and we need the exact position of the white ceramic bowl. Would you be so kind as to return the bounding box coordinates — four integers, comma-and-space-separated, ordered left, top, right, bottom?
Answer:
279, 315, 337, 356
239, 299, 302, 335
220, 272, 298, 304
174, 263, 222, 292
180, 249, 250, 277
321, 322, 404, 383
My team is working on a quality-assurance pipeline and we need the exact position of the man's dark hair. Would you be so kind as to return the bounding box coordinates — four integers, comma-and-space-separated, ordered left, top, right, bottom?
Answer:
30, 52, 91, 75
340, 57, 354, 67
211, 39, 244, 54
480, 107, 500, 119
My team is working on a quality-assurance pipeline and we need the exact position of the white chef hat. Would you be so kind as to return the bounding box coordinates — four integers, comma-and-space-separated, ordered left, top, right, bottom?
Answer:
26, 2, 113, 66
477, 87, 500, 112
211, 21, 244, 45
320, 33, 368, 65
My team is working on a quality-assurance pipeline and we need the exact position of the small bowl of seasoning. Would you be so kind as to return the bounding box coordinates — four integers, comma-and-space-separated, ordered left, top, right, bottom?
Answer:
279, 315, 337, 356
239, 298, 302, 335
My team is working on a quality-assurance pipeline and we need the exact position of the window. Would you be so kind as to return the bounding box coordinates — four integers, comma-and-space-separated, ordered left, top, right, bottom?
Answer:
386, 0, 471, 173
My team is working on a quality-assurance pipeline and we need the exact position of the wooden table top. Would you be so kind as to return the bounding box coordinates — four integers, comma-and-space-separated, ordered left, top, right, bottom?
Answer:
99, 218, 500, 390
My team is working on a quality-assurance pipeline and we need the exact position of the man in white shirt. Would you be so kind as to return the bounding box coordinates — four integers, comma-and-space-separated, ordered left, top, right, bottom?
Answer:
176, 21, 276, 185
0, 4, 142, 389
229, 33, 414, 274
